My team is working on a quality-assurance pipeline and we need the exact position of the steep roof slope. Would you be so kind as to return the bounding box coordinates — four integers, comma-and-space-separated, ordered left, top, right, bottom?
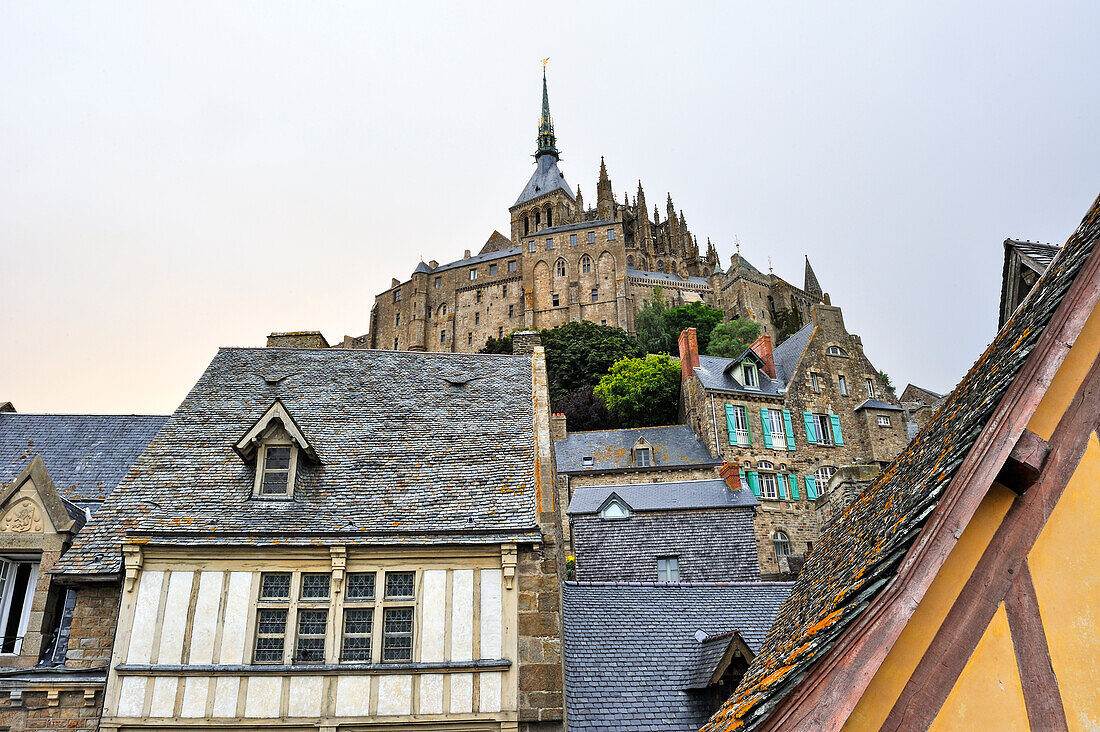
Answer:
567, 478, 757, 514
54, 348, 541, 576
555, 425, 718, 474
702, 195, 1100, 731
0, 414, 167, 508
563, 582, 791, 731
514, 155, 575, 207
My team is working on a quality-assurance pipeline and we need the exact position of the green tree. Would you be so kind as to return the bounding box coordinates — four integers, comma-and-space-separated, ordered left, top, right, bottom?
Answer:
634, 287, 675, 355
878, 370, 894, 394
594, 354, 681, 427
706, 319, 762, 358
771, 306, 803, 343
539, 321, 643, 404
479, 334, 513, 354
662, 301, 725, 354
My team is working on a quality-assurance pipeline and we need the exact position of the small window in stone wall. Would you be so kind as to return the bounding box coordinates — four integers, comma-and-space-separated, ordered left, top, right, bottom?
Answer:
759, 472, 778, 499
587, 231, 596, 244
838, 375, 848, 395
476, 290, 482, 303
826, 346, 848, 357
815, 466, 837, 488
877, 415, 892, 426
552, 294, 560, 307
489, 264, 498, 276
508, 260, 517, 272
865, 377, 876, 399
773, 531, 791, 560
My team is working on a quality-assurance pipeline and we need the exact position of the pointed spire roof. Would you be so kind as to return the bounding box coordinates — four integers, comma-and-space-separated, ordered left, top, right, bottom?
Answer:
536, 65, 559, 160
804, 256, 823, 299
513, 64, 574, 208
599, 156, 609, 182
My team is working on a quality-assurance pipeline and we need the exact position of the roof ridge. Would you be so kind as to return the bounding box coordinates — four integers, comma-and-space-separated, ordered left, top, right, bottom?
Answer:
220, 346, 529, 359
565, 580, 795, 588
575, 477, 728, 489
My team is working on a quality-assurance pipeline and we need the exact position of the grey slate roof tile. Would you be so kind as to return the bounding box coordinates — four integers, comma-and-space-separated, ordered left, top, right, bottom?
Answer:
53, 348, 540, 576
627, 268, 710, 286
514, 155, 575, 207
0, 414, 167, 509
772, 323, 814, 385
567, 479, 757, 515
537, 219, 617, 236
555, 425, 718, 474
563, 582, 792, 731
853, 399, 903, 412
428, 246, 522, 274
694, 355, 784, 396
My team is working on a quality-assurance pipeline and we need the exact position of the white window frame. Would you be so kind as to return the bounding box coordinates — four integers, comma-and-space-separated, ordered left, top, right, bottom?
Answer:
253, 441, 298, 498
743, 363, 759, 389
508, 260, 517, 272
570, 233, 578, 246
587, 231, 596, 244
489, 264, 498, 276
814, 414, 834, 446
635, 447, 652, 467
733, 405, 750, 447
815, 466, 837, 487
546, 238, 554, 250
825, 346, 848, 357
600, 500, 631, 520
877, 415, 892, 426
759, 472, 779, 499
865, 377, 876, 399
768, 410, 786, 447
469, 269, 478, 281
811, 372, 821, 392
773, 531, 791, 560
0, 559, 39, 656
838, 375, 848, 396
656, 557, 679, 582
607, 229, 616, 241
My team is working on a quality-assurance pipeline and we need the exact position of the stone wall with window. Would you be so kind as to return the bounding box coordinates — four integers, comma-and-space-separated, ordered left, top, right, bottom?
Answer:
570, 508, 759, 583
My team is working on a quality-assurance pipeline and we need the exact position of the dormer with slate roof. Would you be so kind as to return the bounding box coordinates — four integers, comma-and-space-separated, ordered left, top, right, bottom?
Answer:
234, 399, 317, 499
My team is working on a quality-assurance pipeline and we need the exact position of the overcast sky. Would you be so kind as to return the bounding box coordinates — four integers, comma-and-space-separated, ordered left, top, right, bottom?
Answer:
2, 1, 1098, 414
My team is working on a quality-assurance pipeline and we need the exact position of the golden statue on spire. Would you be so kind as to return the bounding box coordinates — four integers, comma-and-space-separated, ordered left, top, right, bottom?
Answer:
541, 57, 550, 69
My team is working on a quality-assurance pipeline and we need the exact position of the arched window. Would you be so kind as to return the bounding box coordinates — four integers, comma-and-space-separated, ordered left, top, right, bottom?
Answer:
555, 259, 567, 277
580, 255, 593, 274
825, 346, 848, 357
523, 216, 530, 236
535, 210, 541, 229
757, 460, 774, 470
545, 205, 553, 228
438, 304, 447, 317
773, 531, 791, 559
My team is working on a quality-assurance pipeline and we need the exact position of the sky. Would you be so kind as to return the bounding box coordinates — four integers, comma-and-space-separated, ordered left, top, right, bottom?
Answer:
2, 1, 1098, 414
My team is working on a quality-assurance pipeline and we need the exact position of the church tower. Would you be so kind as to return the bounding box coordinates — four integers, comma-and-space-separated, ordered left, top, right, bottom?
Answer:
509, 65, 577, 243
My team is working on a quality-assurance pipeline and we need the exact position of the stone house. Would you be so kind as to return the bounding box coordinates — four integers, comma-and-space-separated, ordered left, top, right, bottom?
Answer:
702, 196, 1100, 732
0, 411, 166, 731
899, 383, 945, 435
678, 302, 910, 578
50, 340, 566, 732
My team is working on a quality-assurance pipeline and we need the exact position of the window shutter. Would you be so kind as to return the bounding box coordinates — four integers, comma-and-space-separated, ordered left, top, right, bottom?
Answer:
738, 469, 746, 490
805, 475, 818, 500
724, 404, 737, 446
782, 410, 796, 450
742, 406, 752, 447
760, 408, 773, 449
803, 412, 817, 443
830, 414, 844, 445
746, 471, 760, 497
788, 474, 800, 500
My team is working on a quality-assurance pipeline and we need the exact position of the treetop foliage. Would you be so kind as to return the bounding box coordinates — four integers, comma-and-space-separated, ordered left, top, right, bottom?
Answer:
594, 353, 681, 428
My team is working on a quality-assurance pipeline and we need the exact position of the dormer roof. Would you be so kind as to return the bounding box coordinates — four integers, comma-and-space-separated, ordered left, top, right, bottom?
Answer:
234, 399, 317, 462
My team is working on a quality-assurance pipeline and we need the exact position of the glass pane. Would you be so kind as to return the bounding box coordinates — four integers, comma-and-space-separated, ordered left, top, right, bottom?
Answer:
341, 635, 372, 661
343, 609, 373, 635
385, 572, 415, 599
383, 607, 413, 634
257, 608, 287, 633
265, 446, 291, 470
254, 636, 284, 662
345, 573, 376, 601
300, 573, 330, 600
261, 471, 289, 495
297, 609, 327, 635
260, 574, 291, 600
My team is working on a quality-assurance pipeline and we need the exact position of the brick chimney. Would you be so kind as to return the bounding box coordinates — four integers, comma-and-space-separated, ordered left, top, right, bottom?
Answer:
512, 330, 542, 355
750, 334, 775, 378
719, 462, 743, 491
678, 328, 700, 382
551, 413, 568, 443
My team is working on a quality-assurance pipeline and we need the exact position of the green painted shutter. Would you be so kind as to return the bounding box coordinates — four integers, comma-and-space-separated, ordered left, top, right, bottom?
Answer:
747, 471, 760, 497
803, 412, 817, 443
788, 474, 800, 500
830, 414, 844, 446
742, 406, 752, 446
776, 473, 787, 499
760, 408, 773, 449
782, 410, 796, 450
805, 475, 818, 500
724, 404, 737, 446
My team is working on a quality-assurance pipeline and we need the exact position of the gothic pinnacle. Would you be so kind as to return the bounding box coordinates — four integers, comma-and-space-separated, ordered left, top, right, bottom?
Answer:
535, 62, 559, 159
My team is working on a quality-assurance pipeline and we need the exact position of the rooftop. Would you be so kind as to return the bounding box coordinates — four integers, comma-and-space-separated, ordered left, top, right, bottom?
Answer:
555, 425, 719, 474
627, 267, 710, 286
536, 219, 617, 236
567, 478, 757, 515
514, 154, 575, 208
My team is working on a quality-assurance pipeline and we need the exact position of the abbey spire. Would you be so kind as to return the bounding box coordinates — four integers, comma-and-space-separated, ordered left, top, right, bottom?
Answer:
804, 256, 824, 300
536, 64, 559, 160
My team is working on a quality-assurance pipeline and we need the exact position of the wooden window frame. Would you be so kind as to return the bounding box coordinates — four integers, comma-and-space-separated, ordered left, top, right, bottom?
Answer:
253, 441, 298, 499
656, 556, 679, 582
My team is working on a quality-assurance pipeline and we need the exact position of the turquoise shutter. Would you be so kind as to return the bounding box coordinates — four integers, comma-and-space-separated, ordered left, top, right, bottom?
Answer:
777, 473, 787, 499
724, 404, 737, 446
803, 412, 817, 443
782, 410, 796, 450
830, 414, 844, 445
788, 474, 800, 500
742, 406, 752, 447
805, 475, 818, 500
747, 471, 760, 497
760, 408, 773, 449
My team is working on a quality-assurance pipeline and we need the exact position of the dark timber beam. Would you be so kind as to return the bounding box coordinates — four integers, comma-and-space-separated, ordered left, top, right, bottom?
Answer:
996, 428, 1051, 494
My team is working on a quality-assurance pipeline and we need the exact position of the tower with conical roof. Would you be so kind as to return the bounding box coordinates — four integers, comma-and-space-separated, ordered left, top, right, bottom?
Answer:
804, 256, 824, 300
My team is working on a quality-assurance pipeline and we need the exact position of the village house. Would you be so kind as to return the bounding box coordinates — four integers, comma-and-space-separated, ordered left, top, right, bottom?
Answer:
50, 336, 566, 732
678, 299, 910, 577
0, 409, 166, 731
899, 383, 945, 435
702, 195, 1100, 731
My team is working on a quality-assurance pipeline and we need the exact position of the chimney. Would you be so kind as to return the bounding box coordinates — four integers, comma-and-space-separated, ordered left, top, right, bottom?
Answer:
429, 260, 438, 268
750, 334, 775, 378
719, 462, 743, 491
0, 402, 14, 413
464, 249, 472, 259
551, 413, 568, 443
512, 330, 542, 356
266, 331, 331, 349
678, 328, 700, 382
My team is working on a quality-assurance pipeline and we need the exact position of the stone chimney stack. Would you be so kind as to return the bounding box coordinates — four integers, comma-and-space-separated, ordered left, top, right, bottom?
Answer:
750, 334, 775, 378
512, 330, 542, 356
678, 328, 700, 382
550, 413, 568, 443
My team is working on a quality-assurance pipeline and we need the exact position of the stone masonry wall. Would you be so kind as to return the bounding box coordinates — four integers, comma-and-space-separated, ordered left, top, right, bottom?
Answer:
65, 583, 120, 668
0, 688, 102, 731
571, 508, 759, 583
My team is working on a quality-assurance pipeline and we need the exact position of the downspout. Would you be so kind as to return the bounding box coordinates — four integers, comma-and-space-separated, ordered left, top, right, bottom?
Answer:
710, 394, 720, 455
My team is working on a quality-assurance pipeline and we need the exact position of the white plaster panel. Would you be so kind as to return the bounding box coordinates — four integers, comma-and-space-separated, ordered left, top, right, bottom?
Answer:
288, 675, 323, 717
335, 675, 371, 716
156, 570, 193, 664
181, 677, 209, 718
188, 571, 222, 664
116, 676, 146, 718
376, 674, 412, 716
450, 569, 474, 662
244, 676, 282, 718
450, 672, 473, 714
149, 676, 178, 717
419, 673, 444, 715
126, 570, 164, 664
421, 569, 447, 662
219, 571, 251, 664
212, 676, 239, 717
480, 568, 503, 659
479, 671, 502, 713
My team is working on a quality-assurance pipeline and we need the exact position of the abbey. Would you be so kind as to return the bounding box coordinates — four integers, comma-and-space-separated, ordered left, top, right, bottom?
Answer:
358, 70, 822, 353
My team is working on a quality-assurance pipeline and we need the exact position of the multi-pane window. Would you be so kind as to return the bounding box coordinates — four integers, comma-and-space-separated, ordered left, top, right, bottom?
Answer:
635, 447, 651, 467
434, 276, 442, 288
528, 241, 536, 252
469, 269, 477, 281
768, 410, 786, 447
742, 363, 758, 389
552, 294, 560, 307
393, 289, 402, 302
260, 446, 292, 496
556, 260, 566, 277
587, 231, 596, 244
591, 288, 598, 302
607, 229, 616, 241
759, 471, 778, 499
732, 405, 750, 446
814, 414, 834, 446
570, 233, 578, 246
489, 264, 498, 276
773, 531, 791, 560
581, 255, 592, 273
382, 572, 415, 662
341, 573, 375, 662
0, 561, 38, 655
838, 375, 848, 395
811, 372, 821, 392
657, 557, 679, 582
815, 466, 837, 488
254, 573, 291, 663
508, 260, 517, 272
295, 609, 327, 663
546, 238, 554, 250
865, 378, 876, 399
825, 346, 848, 357
877, 415, 892, 426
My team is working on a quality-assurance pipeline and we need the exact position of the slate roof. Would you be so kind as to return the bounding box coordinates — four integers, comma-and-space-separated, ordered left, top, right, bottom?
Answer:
563, 582, 792, 731
514, 154, 575, 207
701, 197, 1100, 731
537, 219, 616, 236
772, 324, 814, 385
1005, 238, 1060, 272
554, 425, 719, 474
0, 414, 167, 510
567, 479, 757, 515
53, 348, 542, 576
694, 354, 784, 396
627, 268, 710, 286
853, 398, 903, 412
429, 246, 522, 275
685, 631, 747, 689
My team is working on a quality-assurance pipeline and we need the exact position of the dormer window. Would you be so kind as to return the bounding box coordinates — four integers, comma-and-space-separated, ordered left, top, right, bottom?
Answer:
743, 363, 759, 389
259, 443, 295, 496
582, 456, 595, 467
236, 400, 317, 501
635, 447, 651, 467
600, 499, 631, 520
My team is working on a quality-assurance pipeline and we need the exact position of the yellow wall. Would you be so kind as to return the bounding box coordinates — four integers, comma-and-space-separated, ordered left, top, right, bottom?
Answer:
1027, 299, 1100, 441
1027, 431, 1100, 732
